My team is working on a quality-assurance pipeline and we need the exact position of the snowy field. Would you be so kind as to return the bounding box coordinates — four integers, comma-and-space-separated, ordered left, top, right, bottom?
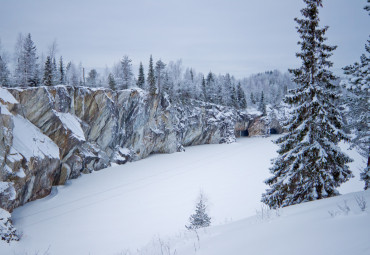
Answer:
0, 136, 367, 255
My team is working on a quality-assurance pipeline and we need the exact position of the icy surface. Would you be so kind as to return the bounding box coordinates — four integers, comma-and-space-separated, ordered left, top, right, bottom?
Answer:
12, 115, 60, 160
0, 136, 366, 255
54, 111, 85, 141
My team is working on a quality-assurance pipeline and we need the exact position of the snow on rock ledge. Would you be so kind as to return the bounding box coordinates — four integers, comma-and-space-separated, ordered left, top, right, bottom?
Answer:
12, 115, 60, 160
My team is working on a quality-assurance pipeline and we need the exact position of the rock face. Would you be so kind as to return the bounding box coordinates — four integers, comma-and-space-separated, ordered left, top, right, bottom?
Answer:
1, 86, 264, 213
0, 86, 284, 214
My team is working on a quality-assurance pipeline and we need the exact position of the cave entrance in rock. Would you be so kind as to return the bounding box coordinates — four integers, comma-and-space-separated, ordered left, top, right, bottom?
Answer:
270, 128, 278, 135
240, 129, 249, 137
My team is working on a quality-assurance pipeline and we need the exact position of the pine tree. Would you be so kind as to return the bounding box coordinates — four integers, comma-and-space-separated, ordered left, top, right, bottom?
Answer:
0, 56, 10, 87
108, 73, 116, 91
343, 2, 369, 190
262, 0, 353, 208
147, 55, 156, 95
121, 55, 133, 89
237, 82, 247, 109
250, 92, 256, 105
43, 56, 53, 86
201, 75, 207, 101
259, 91, 266, 116
137, 62, 145, 89
16, 33, 38, 87
52, 57, 58, 85
206, 72, 215, 103
155, 59, 166, 94
230, 85, 237, 108
185, 192, 211, 230
59, 56, 65, 84
87, 69, 98, 87
162, 71, 174, 98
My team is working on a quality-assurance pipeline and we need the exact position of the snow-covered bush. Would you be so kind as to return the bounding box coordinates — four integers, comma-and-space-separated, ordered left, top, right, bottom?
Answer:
0, 208, 19, 243
354, 195, 367, 212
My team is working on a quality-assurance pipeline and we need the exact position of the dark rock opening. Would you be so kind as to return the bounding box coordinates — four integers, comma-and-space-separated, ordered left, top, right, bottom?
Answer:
241, 129, 249, 137
270, 128, 278, 135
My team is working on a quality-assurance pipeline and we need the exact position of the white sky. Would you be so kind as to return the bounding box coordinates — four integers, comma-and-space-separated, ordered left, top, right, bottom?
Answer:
0, 0, 368, 78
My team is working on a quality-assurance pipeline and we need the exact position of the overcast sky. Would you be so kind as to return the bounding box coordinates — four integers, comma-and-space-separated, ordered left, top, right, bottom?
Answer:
0, 0, 368, 78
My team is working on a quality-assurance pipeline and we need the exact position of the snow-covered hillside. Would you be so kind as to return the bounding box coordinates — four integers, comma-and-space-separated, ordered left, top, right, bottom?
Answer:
152, 189, 370, 255
0, 136, 366, 255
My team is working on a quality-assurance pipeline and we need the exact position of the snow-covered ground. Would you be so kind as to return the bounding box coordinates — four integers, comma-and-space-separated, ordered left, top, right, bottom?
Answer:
0, 136, 367, 255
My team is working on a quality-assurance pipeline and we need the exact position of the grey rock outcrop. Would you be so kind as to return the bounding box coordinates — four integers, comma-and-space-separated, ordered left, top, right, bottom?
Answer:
1, 86, 262, 213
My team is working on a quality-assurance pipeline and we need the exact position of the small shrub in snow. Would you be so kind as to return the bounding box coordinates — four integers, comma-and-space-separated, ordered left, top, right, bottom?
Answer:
354, 195, 367, 212
256, 204, 280, 221
0, 209, 19, 243
337, 200, 351, 215
186, 192, 211, 230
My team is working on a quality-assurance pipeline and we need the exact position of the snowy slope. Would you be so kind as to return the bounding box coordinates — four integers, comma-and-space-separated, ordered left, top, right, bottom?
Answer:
0, 136, 366, 255
161, 190, 370, 255
53, 111, 86, 141
12, 115, 60, 160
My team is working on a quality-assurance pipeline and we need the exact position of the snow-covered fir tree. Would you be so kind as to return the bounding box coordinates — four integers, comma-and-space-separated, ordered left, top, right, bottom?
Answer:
155, 59, 166, 94
137, 62, 145, 89
15, 33, 39, 87
108, 73, 116, 91
52, 57, 59, 85
262, 0, 353, 208
0, 56, 10, 87
147, 55, 156, 95
59, 56, 65, 84
342, 2, 369, 190
121, 55, 134, 89
258, 91, 266, 116
186, 192, 211, 230
201, 75, 207, 101
43, 56, 53, 86
65, 61, 79, 87
236, 82, 247, 109
250, 92, 256, 105
87, 69, 98, 87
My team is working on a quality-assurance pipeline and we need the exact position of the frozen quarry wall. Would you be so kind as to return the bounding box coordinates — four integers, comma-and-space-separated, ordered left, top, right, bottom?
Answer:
1, 86, 276, 212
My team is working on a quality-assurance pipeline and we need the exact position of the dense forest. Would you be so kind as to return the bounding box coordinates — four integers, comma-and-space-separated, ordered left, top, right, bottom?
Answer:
0, 34, 295, 112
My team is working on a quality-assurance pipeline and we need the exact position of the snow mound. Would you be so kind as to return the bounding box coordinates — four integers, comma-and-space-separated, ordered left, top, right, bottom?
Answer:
12, 115, 60, 160
54, 111, 85, 141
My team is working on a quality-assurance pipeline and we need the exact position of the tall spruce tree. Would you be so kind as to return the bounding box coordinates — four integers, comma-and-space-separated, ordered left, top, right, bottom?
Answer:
137, 62, 145, 89
262, 0, 353, 208
147, 55, 156, 95
52, 57, 59, 85
121, 55, 133, 89
43, 56, 53, 86
342, 2, 369, 190
237, 82, 247, 109
155, 59, 166, 94
0, 56, 10, 87
59, 56, 65, 84
250, 92, 256, 105
16, 33, 38, 87
201, 75, 207, 101
259, 91, 266, 116
108, 73, 116, 91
